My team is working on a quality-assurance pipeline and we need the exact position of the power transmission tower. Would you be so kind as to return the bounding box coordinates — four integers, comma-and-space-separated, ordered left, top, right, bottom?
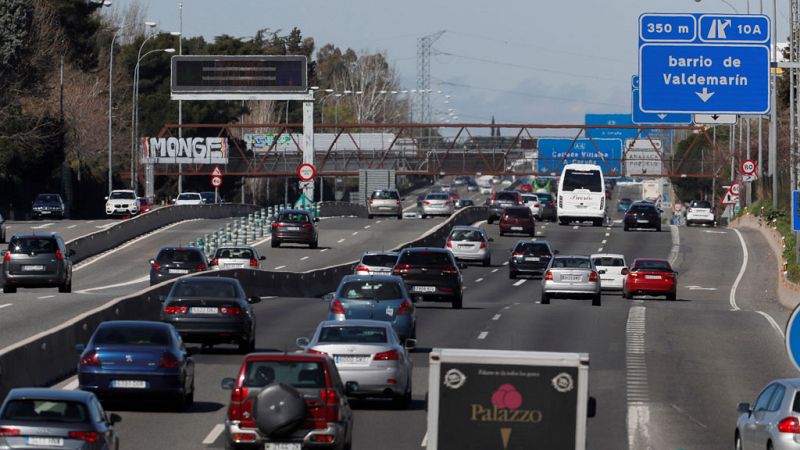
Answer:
417, 30, 445, 124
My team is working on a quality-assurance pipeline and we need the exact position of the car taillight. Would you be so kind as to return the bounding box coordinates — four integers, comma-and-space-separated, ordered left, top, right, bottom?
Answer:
68, 431, 98, 443
249, 258, 258, 267
589, 271, 598, 282
355, 265, 370, 274
368, 199, 374, 205
307, 348, 329, 355
3, 251, 9, 263
778, 417, 800, 433
272, 222, 280, 229
544, 270, 553, 281
687, 207, 693, 213
446, 240, 453, 248
628, 271, 639, 278
396, 199, 401, 205
0, 427, 19, 437
228, 387, 256, 428
197, 263, 206, 272
424, 201, 431, 205
534, 203, 540, 208
159, 352, 180, 369
330, 299, 346, 314
164, 305, 188, 314
397, 299, 413, 315
439, 264, 458, 274
445, 201, 452, 205
374, 350, 399, 361
480, 241, 487, 249
79, 351, 101, 367
393, 263, 412, 274
303, 223, 313, 229
55, 249, 64, 261
211, 258, 219, 266
220, 306, 242, 315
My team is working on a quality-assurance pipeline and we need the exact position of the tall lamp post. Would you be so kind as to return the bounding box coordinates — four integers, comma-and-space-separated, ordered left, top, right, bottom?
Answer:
129, 22, 157, 190
107, 27, 123, 195
319, 89, 335, 124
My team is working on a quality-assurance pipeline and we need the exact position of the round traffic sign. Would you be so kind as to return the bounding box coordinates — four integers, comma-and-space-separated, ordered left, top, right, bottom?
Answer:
741, 160, 757, 175
730, 183, 741, 196
297, 163, 316, 181
786, 304, 800, 372
211, 176, 222, 187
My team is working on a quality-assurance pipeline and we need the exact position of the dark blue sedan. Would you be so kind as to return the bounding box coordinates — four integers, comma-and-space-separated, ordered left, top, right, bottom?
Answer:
76, 320, 195, 409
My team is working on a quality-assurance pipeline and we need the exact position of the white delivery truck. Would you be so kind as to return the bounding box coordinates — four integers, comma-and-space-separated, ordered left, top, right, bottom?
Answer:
426, 348, 593, 450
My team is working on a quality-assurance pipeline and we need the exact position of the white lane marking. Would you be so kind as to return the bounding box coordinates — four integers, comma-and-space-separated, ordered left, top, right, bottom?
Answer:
96, 222, 117, 230
703, 230, 727, 234
573, 225, 579, 230
0, 304, 12, 309
477, 331, 489, 340
420, 431, 428, 447
513, 279, 527, 287
202, 424, 225, 445
64, 379, 79, 390
320, 249, 328, 253
250, 235, 273, 248
626, 305, 650, 450
31, 223, 54, 229
502, 261, 509, 266
755, 310, 784, 337
601, 239, 607, 244
75, 276, 150, 294
74, 220, 201, 273
300, 256, 309, 261
364, 225, 371, 229
475, 278, 484, 283
685, 286, 717, 291
87, 221, 95, 224
37, 295, 55, 300
503, 305, 511, 310
491, 268, 499, 273
337, 238, 345, 244
605, 232, 610, 237
260, 296, 276, 300
492, 314, 501, 320
597, 247, 604, 252
729, 228, 748, 311
352, 231, 359, 236
668, 224, 681, 267
67, 225, 77, 229
274, 265, 286, 270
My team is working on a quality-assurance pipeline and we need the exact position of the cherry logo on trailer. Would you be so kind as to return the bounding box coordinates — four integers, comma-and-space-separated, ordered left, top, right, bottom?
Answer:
492, 384, 523, 410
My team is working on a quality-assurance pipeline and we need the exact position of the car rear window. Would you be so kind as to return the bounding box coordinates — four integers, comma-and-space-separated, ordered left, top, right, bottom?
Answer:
450, 229, 483, 242
692, 201, 712, 208
514, 243, 551, 256
552, 257, 591, 269
495, 192, 518, 202
318, 326, 388, 344
398, 251, 452, 266
593, 257, 624, 267
35, 194, 61, 203
505, 208, 531, 218
361, 254, 398, 268
9, 237, 58, 255
156, 249, 204, 263
215, 248, 254, 260
176, 193, 201, 200
628, 205, 655, 213
634, 260, 672, 271
339, 281, 404, 300
371, 190, 399, 200
173, 281, 238, 298
93, 325, 169, 346
242, 361, 326, 388
426, 193, 449, 200
1, 400, 88, 423
278, 213, 311, 223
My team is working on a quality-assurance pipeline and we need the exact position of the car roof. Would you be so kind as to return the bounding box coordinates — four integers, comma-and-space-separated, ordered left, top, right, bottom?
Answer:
176, 276, 240, 285
504, 205, 529, 210
243, 352, 330, 363
400, 247, 451, 254
110, 189, 136, 193
590, 253, 625, 259
451, 225, 484, 232
361, 250, 399, 256
216, 245, 256, 250
371, 188, 399, 192
159, 246, 204, 252
97, 320, 172, 330
5, 388, 94, 402
514, 239, 551, 245
340, 274, 404, 283
633, 258, 670, 263
318, 319, 393, 329
10, 233, 60, 239
280, 209, 311, 214
774, 378, 800, 389
553, 255, 590, 259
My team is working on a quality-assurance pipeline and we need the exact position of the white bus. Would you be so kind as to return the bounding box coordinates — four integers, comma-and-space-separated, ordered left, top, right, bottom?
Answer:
557, 164, 606, 226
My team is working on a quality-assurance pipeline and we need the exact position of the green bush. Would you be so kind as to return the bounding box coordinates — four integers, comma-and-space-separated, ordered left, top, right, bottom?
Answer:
747, 203, 800, 283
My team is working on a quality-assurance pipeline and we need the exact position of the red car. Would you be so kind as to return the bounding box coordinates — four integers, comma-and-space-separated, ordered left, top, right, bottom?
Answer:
498, 206, 535, 237
622, 258, 677, 300
138, 197, 155, 214
518, 184, 533, 193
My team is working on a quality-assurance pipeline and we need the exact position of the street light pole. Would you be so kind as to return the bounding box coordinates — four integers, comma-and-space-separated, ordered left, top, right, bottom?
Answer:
107, 28, 123, 195
771, 0, 778, 207
177, 2, 184, 194
130, 22, 157, 190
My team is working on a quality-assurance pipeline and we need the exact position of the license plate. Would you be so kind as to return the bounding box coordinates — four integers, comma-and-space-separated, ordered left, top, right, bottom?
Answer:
335, 355, 369, 364
286, 226, 301, 231
458, 244, 473, 248
22, 265, 45, 271
169, 269, 189, 274
41, 211, 51, 215
413, 286, 436, 292
111, 379, 147, 389
637, 219, 650, 224
190, 307, 218, 314
511, 226, 523, 231
223, 264, 242, 269
525, 257, 540, 262
380, 207, 392, 210
562, 275, 581, 282
265, 444, 301, 450
645, 275, 661, 280
27, 437, 63, 446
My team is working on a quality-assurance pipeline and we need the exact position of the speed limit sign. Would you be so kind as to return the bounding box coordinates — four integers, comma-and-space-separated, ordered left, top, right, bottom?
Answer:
297, 163, 316, 182
741, 160, 757, 175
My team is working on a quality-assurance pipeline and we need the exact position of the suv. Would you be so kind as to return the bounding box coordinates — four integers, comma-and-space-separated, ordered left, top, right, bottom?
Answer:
509, 240, 556, 279
392, 247, 464, 309
2, 233, 74, 293
210, 246, 265, 270
499, 206, 535, 237
271, 210, 319, 248
686, 200, 715, 227
487, 191, 522, 224
221, 352, 355, 450
31, 193, 65, 220
149, 247, 209, 286
354, 251, 399, 275
367, 189, 403, 219
105, 190, 139, 217
623, 201, 661, 232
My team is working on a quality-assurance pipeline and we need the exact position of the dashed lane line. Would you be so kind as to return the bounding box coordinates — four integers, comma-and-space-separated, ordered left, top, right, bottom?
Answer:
320, 249, 328, 253
477, 331, 489, 340
491, 268, 499, 273
601, 239, 607, 244
475, 278, 484, 283
626, 305, 650, 450
67, 225, 77, 229
597, 247, 604, 252
376, 220, 382, 224
352, 231, 359, 236
364, 225, 371, 229
605, 232, 610, 237
37, 295, 55, 300
513, 279, 527, 287
337, 238, 346, 244
0, 304, 12, 310
202, 424, 225, 445
502, 261, 509, 266
274, 265, 286, 270
492, 314, 501, 320
31, 223, 54, 229
300, 256, 310, 261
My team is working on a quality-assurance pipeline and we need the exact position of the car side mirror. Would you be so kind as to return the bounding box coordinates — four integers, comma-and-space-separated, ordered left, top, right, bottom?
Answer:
314, 217, 320, 222
488, 238, 494, 242
323, 293, 335, 302
68, 249, 76, 257
296, 337, 310, 348
158, 295, 166, 303
345, 381, 360, 395
554, 250, 560, 255
737, 402, 751, 415
404, 338, 417, 351
149, 259, 155, 265
673, 271, 679, 276
74, 343, 86, 353
621, 268, 629, 275
259, 256, 266, 261
587, 396, 597, 418
108, 413, 122, 425
458, 263, 468, 270
248, 296, 261, 304
401, 197, 407, 201
221, 378, 236, 390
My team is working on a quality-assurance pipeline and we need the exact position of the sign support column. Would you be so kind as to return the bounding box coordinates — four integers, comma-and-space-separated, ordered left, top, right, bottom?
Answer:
302, 100, 315, 201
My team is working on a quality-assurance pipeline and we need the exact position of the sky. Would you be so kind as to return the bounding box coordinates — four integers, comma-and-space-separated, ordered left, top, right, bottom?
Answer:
107, 0, 792, 125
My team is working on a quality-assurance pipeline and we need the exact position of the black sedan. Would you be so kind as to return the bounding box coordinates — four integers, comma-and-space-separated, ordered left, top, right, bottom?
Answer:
270, 209, 318, 248
509, 240, 557, 279
623, 201, 662, 232
149, 246, 209, 286
160, 276, 260, 352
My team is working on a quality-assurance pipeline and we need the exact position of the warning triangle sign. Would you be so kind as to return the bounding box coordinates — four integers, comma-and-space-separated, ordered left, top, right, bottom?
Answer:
211, 167, 222, 177
293, 194, 314, 210
721, 190, 739, 205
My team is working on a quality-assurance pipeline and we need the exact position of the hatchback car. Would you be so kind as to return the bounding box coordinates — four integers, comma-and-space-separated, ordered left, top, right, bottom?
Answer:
105, 190, 139, 217
521, 194, 541, 217
534, 192, 557, 221
354, 251, 399, 275
367, 189, 403, 219
499, 206, 536, 237
686, 199, 716, 226
200, 191, 224, 204
487, 191, 522, 224
446, 226, 492, 266
591, 253, 628, 291
421, 192, 454, 218
735, 378, 800, 450
326, 274, 416, 341
541, 255, 602, 306
623, 201, 661, 232
221, 352, 355, 450
76, 320, 195, 408
298, 320, 414, 408
271, 209, 319, 248
174, 192, 204, 205
160, 276, 260, 352
138, 196, 155, 214
210, 246, 265, 270
455, 198, 475, 209
2, 233, 74, 293
149, 246, 209, 286
509, 240, 556, 279
0, 388, 121, 450
31, 193, 65, 220
623, 258, 677, 301
392, 247, 464, 309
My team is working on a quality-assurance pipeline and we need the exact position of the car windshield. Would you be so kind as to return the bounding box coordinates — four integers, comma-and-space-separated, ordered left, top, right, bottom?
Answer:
109, 191, 136, 200
156, 249, 203, 263
692, 200, 712, 208
339, 281, 404, 300
177, 193, 201, 200
634, 260, 672, 272
593, 257, 625, 267
426, 193, 449, 200
200, 193, 216, 202
371, 190, 399, 200
278, 213, 310, 223
1, 400, 88, 423
505, 208, 530, 218
173, 281, 238, 298
562, 169, 602, 192
398, 251, 452, 265
215, 248, 255, 259
242, 361, 326, 389
629, 205, 655, 213
318, 326, 388, 343
9, 237, 57, 255
515, 243, 552, 256
552, 257, 592, 269
450, 229, 484, 241
495, 192, 518, 202
361, 254, 398, 268
35, 194, 60, 203
93, 325, 169, 346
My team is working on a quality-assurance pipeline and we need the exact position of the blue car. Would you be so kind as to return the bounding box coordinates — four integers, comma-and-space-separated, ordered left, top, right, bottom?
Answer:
76, 320, 195, 409
326, 274, 417, 341
617, 198, 633, 212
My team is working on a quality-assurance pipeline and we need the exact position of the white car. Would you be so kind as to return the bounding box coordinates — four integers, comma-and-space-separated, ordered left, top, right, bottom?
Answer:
105, 190, 139, 217
210, 246, 265, 270
174, 192, 204, 205
521, 194, 541, 218
686, 200, 715, 226
421, 192, 454, 218
446, 226, 492, 266
590, 253, 628, 291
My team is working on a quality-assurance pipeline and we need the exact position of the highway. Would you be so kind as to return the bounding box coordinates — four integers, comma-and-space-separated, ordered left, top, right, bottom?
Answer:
4, 219, 118, 243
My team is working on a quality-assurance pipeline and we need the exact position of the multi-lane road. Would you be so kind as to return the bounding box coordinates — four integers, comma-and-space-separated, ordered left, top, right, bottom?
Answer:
2, 184, 795, 449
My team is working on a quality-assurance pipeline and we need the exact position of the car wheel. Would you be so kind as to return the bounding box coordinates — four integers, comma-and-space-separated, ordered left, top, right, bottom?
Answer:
593, 219, 602, 227
309, 240, 318, 249
3, 285, 16, 294
540, 293, 550, 304
624, 226, 629, 232
656, 225, 662, 232
393, 388, 412, 410
558, 219, 568, 226
529, 230, 535, 237
667, 292, 676, 301
483, 258, 490, 267
397, 214, 403, 220
509, 271, 517, 279
452, 294, 463, 309
368, 214, 374, 219
271, 240, 279, 248
622, 290, 630, 299
421, 214, 428, 219
592, 294, 602, 306
499, 231, 505, 236
239, 336, 256, 354
58, 280, 71, 293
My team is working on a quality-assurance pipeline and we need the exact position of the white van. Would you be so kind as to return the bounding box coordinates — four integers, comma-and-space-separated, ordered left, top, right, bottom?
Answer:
557, 164, 606, 226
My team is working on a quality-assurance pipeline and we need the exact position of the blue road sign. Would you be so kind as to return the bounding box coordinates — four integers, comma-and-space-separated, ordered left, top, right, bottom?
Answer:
585, 114, 640, 141
537, 138, 623, 175
638, 13, 770, 114
793, 190, 800, 233
631, 75, 693, 125
786, 302, 800, 372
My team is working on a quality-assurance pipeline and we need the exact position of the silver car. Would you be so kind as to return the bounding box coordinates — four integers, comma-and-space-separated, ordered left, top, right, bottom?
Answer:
541, 255, 602, 306
297, 320, 415, 408
354, 251, 399, 275
367, 189, 403, 219
446, 226, 492, 266
736, 378, 800, 450
210, 245, 265, 270
421, 192, 454, 218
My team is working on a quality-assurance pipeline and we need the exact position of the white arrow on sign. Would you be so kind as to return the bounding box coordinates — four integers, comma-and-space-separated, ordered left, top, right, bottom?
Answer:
657, 113, 667, 119
696, 88, 715, 103
694, 114, 737, 124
